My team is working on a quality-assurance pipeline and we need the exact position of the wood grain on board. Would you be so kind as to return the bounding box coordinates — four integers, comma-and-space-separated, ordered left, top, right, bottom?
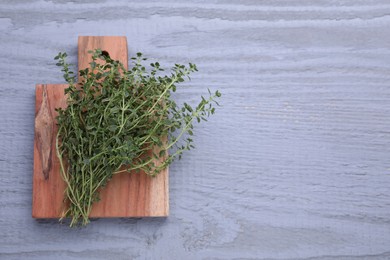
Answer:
78, 36, 128, 76
32, 36, 169, 218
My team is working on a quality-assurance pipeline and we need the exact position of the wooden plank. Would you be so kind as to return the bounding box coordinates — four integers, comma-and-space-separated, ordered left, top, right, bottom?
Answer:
32, 36, 169, 218
32, 84, 68, 218
77, 36, 128, 75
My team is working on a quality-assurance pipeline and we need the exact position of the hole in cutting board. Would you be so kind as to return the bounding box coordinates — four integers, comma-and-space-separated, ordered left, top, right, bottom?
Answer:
101, 50, 110, 58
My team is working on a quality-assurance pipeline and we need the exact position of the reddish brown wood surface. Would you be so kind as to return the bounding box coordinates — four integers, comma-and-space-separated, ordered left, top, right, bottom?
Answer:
78, 36, 128, 75
33, 84, 68, 218
32, 36, 169, 218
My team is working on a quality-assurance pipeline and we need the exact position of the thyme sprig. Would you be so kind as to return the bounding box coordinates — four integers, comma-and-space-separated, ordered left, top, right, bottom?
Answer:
54, 50, 220, 226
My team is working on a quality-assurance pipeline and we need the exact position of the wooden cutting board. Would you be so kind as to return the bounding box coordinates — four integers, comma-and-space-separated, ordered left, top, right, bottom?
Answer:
32, 36, 169, 218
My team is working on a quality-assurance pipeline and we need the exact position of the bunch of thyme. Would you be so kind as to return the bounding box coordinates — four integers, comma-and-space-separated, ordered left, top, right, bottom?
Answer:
54, 50, 220, 226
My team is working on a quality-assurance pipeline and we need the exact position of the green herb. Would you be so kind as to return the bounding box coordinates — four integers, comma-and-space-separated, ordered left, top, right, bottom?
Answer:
54, 50, 221, 226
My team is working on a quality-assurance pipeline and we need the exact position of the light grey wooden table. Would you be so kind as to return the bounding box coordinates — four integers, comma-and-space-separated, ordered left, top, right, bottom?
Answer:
0, 1, 389, 259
